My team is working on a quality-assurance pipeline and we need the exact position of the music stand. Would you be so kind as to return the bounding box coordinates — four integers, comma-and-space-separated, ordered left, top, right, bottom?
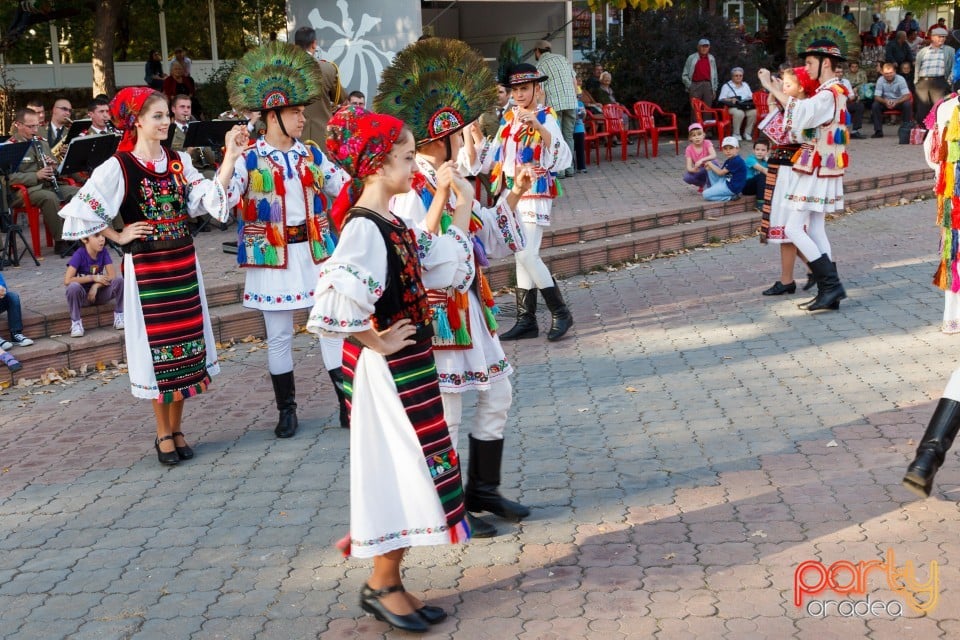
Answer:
63, 118, 92, 145
57, 134, 122, 258
0, 141, 37, 270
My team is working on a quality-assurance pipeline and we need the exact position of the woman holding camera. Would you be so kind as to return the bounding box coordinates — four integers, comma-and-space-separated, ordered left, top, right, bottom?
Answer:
718, 67, 757, 141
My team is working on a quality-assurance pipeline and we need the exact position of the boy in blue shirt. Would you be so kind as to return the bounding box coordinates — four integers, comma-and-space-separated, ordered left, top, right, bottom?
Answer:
742, 139, 770, 210
703, 136, 747, 202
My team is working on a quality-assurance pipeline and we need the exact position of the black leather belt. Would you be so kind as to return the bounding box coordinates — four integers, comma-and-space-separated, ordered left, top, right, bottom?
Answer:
286, 223, 307, 244
122, 236, 193, 254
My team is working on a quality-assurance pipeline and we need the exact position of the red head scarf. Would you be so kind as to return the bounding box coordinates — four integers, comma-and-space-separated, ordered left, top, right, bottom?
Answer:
325, 105, 406, 231
110, 87, 164, 152
792, 67, 820, 98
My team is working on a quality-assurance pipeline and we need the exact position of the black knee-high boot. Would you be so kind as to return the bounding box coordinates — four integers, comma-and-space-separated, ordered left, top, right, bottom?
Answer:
500, 288, 539, 340
903, 398, 960, 497
271, 371, 298, 438
804, 255, 846, 311
465, 436, 530, 521
540, 285, 573, 341
327, 367, 349, 429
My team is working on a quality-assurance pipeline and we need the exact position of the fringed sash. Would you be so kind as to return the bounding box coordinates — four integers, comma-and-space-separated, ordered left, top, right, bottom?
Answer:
337, 338, 469, 556
132, 243, 210, 403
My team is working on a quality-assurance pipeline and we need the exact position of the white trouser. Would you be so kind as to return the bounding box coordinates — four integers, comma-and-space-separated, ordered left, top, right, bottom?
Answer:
786, 210, 832, 262
441, 377, 513, 451
264, 310, 343, 375
943, 367, 960, 401
514, 222, 555, 290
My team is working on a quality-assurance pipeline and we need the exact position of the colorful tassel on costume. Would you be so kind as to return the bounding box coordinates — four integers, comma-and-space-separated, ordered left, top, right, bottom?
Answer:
434, 306, 454, 341
261, 169, 275, 193
249, 170, 264, 193
269, 199, 282, 223
265, 223, 283, 246
236, 240, 247, 264
257, 198, 271, 221
951, 196, 960, 229
243, 199, 257, 222
245, 151, 257, 171
263, 244, 279, 266
447, 294, 462, 330
274, 170, 285, 196
335, 533, 351, 557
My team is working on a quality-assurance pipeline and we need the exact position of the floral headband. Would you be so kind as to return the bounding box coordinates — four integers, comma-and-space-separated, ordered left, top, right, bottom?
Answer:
110, 87, 163, 152
326, 105, 406, 231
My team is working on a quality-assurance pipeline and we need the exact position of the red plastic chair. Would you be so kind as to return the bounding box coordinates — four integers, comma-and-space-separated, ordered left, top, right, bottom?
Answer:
691, 97, 730, 140
752, 90, 770, 139
583, 111, 611, 165
602, 103, 648, 159
9, 184, 53, 257
632, 101, 679, 157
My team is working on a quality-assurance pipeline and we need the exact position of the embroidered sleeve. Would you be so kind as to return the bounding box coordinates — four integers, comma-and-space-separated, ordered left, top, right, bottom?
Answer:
476, 134, 500, 175
784, 91, 836, 132
418, 224, 475, 292
58, 157, 122, 240
317, 149, 351, 200
307, 217, 386, 335
224, 150, 252, 209
474, 196, 525, 259
180, 152, 229, 222
538, 111, 573, 173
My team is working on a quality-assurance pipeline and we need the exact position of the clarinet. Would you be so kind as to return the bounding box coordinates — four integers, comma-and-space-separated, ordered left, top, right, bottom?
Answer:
32, 136, 64, 203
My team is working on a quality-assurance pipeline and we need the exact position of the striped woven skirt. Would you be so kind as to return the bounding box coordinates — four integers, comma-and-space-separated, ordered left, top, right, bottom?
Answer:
129, 243, 212, 403
337, 337, 470, 558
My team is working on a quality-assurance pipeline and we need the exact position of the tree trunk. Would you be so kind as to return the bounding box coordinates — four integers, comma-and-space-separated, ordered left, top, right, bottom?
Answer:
92, 0, 120, 96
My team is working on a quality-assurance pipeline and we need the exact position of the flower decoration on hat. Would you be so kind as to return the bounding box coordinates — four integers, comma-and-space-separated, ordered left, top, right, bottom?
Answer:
228, 41, 323, 112
374, 37, 497, 146
787, 13, 861, 64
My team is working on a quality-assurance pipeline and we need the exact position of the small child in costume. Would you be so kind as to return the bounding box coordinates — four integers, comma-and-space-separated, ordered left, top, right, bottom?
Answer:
683, 123, 716, 191
473, 62, 574, 342
63, 231, 124, 337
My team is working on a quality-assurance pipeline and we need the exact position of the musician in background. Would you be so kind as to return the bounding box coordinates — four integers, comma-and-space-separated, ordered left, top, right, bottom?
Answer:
26, 99, 47, 128
170, 94, 216, 179
80, 97, 113, 136
7, 108, 79, 254
45, 99, 73, 148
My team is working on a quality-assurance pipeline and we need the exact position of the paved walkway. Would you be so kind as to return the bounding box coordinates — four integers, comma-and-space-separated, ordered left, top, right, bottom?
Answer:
2, 194, 958, 638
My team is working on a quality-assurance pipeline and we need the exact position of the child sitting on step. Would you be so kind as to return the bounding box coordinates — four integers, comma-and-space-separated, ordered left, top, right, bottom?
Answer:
63, 231, 124, 338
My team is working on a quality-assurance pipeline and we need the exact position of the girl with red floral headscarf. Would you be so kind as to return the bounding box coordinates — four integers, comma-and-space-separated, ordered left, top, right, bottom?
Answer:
306, 106, 475, 633
59, 87, 248, 466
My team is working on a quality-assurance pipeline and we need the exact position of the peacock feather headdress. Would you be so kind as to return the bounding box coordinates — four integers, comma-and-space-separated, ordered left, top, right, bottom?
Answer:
787, 13, 861, 63
374, 37, 497, 145
498, 37, 523, 86
228, 41, 323, 112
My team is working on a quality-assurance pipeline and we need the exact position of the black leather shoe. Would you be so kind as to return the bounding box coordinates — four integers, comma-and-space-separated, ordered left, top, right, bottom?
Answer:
762, 281, 796, 296
360, 583, 428, 633
466, 512, 497, 538
155, 436, 179, 466
417, 604, 447, 624
172, 431, 194, 460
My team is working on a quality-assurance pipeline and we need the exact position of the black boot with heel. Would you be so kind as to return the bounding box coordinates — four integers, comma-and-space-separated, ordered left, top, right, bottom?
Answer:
540, 285, 573, 341
500, 288, 539, 340
803, 256, 846, 311
903, 398, 960, 497
270, 371, 298, 438
465, 436, 530, 521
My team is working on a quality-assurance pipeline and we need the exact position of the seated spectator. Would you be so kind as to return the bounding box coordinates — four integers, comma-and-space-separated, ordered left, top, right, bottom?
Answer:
64, 231, 124, 337
0, 272, 34, 355
717, 67, 757, 141
742, 139, 769, 207
906, 29, 922, 58
595, 71, 617, 105
144, 49, 166, 91
170, 47, 192, 77
871, 62, 913, 137
163, 61, 200, 116
584, 63, 604, 96
885, 31, 913, 66
683, 123, 716, 192
847, 60, 870, 107
900, 60, 917, 99
347, 90, 365, 108
703, 136, 746, 202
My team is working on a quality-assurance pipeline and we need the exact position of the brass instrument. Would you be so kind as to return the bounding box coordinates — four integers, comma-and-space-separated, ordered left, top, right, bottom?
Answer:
49, 117, 72, 162
32, 135, 64, 203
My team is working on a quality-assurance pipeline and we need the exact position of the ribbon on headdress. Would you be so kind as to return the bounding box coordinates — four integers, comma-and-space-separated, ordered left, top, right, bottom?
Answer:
110, 87, 163, 152
326, 105, 406, 231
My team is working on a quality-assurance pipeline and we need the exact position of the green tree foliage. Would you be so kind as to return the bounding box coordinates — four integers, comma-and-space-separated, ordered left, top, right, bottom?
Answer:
598, 9, 773, 119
